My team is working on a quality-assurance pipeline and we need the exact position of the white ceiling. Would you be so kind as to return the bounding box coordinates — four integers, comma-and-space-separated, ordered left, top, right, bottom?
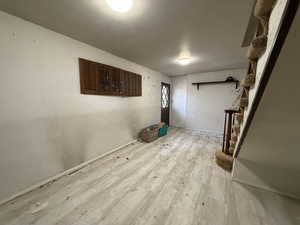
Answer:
0, 0, 254, 76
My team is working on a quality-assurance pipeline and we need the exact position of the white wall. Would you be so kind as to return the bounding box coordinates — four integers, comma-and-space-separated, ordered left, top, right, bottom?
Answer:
171, 69, 245, 135
233, 0, 300, 199
0, 11, 170, 203
170, 76, 187, 128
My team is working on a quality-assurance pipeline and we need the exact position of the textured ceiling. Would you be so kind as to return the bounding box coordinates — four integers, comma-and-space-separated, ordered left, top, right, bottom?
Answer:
0, 0, 254, 76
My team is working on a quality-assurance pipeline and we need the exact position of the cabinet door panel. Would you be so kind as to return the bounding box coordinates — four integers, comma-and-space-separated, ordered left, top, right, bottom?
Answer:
131, 74, 135, 96
111, 68, 121, 93
130, 73, 135, 96
97, 64, 111, 92
79, 58, 142, 96
125, 71, 130, 96
79, 58, 97, 94
134, 74, 138, 96
120, 70, 125, 96
87, 62, 98, 91
79, 58, 89, 93
137, 75, 142, 96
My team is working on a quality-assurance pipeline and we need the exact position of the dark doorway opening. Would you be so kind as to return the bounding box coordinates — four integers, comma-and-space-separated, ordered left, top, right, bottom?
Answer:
161, 82, 170, 125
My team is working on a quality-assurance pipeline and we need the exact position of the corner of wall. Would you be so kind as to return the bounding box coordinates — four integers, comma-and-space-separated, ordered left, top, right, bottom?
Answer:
232, 158, 300, 200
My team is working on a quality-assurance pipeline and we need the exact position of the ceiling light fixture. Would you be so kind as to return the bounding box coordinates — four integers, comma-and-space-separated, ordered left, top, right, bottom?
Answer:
177, 57, 192, 66
106, 0, 133, 12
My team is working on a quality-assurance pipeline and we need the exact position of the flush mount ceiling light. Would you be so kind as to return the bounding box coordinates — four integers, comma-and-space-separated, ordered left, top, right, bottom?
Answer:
177, 57, 192, 66
106, 0, 133, 12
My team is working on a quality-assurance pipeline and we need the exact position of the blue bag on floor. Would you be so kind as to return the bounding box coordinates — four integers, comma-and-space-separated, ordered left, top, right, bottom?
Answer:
158, 125, 169, 137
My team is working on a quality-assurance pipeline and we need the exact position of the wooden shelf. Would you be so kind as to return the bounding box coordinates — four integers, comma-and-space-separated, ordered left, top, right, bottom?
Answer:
192, 76, 239, 90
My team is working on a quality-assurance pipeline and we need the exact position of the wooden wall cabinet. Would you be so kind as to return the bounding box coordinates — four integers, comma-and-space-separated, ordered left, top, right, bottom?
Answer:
79, 58, 142, 97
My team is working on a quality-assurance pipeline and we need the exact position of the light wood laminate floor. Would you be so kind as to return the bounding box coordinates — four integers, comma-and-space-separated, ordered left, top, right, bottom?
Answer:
0, 128, 299, 225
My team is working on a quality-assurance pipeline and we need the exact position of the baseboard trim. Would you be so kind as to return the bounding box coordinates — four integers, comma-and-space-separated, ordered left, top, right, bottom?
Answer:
0, 139, 137, 206
187, 128, 223, 138
170, 126, 223, 137
232, 177, 300, 201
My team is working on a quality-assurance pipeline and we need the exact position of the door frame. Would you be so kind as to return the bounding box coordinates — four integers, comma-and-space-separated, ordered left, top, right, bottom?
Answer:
161, 82, 171, 125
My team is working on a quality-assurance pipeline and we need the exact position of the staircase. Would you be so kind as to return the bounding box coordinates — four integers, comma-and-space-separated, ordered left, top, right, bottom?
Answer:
216, 0, 289, 170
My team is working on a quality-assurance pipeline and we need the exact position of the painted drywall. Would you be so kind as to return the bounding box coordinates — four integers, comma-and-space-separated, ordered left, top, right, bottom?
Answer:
171, 69, 245, 135
0, 11, 170, 202
233, 0, 300, 199
170, 76, 187, 128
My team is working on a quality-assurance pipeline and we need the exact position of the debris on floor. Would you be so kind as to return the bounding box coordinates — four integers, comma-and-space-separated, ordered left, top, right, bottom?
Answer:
160, 143, 172, 156
38, 179, 56, 189
29, 202, 49, 214
68, 168, 82, 176
130, 187, 138, 192
80, 210, 88, 217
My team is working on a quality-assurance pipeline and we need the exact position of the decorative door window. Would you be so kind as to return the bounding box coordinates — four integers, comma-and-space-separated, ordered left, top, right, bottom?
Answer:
162, 85, 169, 108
